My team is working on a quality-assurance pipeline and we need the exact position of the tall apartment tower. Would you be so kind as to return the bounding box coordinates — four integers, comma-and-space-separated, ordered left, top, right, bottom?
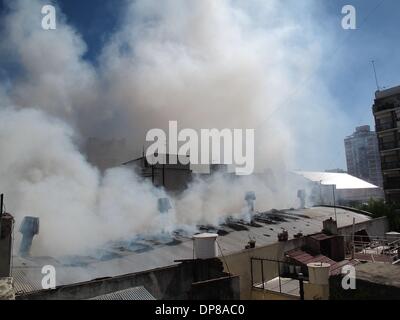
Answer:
373, 85, 400, 203
344, 125, 383, 188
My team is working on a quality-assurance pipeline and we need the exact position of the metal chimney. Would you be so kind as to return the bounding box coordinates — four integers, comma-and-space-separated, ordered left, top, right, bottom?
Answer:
297, 189, 306, 209
158, 198, 172, 214
19, 217, 39, 257
245, 191, 256, 213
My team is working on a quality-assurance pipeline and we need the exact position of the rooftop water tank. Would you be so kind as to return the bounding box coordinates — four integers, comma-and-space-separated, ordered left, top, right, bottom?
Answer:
193, 233, 218, 259
307, 262, 331, 285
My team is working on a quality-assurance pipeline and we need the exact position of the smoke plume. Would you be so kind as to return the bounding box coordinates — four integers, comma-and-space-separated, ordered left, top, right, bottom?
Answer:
0, 0, 345, 255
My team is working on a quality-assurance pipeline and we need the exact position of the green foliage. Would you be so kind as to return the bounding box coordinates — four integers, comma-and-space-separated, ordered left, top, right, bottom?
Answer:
355, 199, 400, 232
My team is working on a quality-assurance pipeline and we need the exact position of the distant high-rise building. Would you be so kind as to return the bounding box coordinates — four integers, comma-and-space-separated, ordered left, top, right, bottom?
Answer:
344, 125, 383, 188
373, 85, 400, 203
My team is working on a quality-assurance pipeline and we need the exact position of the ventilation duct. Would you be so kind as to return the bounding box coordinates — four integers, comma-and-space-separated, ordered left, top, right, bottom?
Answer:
245, 191, 256, 213
19, 217, 39, 257
157, 198, 175, 235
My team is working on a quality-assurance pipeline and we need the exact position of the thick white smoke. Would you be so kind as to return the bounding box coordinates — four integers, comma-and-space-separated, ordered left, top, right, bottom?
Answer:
0, 0, 346, 255
0, 107, 170, 255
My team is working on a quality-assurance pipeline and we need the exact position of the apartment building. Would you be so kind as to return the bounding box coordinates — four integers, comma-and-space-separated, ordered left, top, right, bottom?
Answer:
373, 85, 400, 202
344, 125, 383, 187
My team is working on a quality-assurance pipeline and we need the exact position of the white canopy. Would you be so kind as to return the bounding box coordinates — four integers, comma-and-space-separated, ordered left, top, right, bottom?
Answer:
295, 171, 379, 190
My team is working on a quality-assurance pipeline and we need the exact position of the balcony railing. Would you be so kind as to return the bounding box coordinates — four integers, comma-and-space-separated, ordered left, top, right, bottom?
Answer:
250, 257, 307, 300
382, 161, 400, 171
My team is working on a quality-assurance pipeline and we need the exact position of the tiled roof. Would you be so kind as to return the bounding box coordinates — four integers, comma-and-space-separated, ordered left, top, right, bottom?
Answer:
286, 249, 359, 275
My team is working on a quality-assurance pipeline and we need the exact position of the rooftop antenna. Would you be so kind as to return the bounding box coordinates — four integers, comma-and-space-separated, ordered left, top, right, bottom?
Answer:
371, 60, 381, 91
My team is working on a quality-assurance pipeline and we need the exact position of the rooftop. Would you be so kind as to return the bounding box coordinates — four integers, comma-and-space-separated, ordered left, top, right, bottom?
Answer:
375, 85, 400, 100
286, 249, 359, 276
12, 206, 371, 296
256, 277, 300, 297
355, 262, 400, 288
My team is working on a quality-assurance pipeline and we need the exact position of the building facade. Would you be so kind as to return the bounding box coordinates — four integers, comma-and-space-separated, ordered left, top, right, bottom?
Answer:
123, 154, 193, 194
373, 86, 400, 203
344, 125, 383, 188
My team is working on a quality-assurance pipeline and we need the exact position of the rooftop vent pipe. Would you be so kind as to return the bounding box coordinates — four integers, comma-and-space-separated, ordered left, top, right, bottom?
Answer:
278, 229, 289, 242
158, 198, 172, 214
19, 217, 39, 257
157, 198, 174, 235
323, 218, 338, 235
297, 189, 306, 209
245, 191, 256, 213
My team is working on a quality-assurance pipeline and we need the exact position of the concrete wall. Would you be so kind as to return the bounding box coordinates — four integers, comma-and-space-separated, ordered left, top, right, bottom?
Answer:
304, 282, 329, 300
219, 238, 306, 299
17, 259, 238, 300
338, 216, 388, 246
191, 276, 240, 300
330, 274, 400, 300
251, 287, 299, 300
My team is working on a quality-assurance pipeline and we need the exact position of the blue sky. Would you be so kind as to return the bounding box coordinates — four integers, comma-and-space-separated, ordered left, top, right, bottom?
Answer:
317, 0, 400, 169
55, 0, 123, 62
0, 0, 399, 170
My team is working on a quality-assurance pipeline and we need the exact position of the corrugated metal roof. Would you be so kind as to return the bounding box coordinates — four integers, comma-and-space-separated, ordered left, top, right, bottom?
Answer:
12, 268, 42, 294
296, 171, 379, 189
89, 286, 156, 300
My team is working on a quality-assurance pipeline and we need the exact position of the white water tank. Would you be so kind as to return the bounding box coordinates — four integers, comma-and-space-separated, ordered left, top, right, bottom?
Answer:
307, 262, 331, 285
193, 233, 218, 259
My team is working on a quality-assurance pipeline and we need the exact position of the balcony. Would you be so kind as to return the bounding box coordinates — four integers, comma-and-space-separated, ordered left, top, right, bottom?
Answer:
381, 161, 400, 171
376, 122, 397, 132
373, 103, 398, 113
380, 141, 399, 151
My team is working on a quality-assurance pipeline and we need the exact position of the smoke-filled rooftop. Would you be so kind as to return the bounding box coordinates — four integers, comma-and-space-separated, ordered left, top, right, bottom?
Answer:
12, 206, 370, 296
